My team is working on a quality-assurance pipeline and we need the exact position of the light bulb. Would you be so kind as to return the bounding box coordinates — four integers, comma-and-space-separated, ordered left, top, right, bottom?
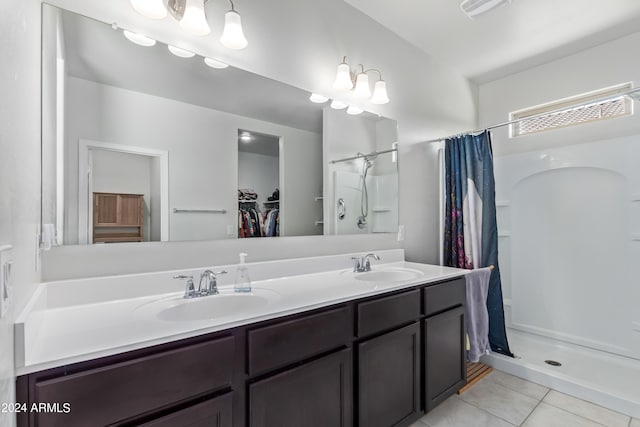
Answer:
347, 105, 363, 115
130, 0, 167, 19
168, 45, 195, 58
180, 0, 211, 36
370, 80, 390, 104
353, 73, 371, 98
204, 57, 229, 69
220, 10, 248, 49
309, 93, 329, 103
333, 62, 353, 91
123, 30, 156, 47
330, 100, 348, 110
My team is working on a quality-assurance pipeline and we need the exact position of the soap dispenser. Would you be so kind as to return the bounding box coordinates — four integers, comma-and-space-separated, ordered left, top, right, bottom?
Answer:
235, 252, 252, 293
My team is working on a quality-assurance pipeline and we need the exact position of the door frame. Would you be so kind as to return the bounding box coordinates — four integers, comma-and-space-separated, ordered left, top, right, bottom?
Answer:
78, 139, 169, 244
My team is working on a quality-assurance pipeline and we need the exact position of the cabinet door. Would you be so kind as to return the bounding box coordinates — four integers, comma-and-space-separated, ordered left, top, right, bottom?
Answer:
139, 393, 232, 427
424, 306, 466, 411
118, 194, 142, 226
94, 193, 118, 225
358, 322, 420, 427
249, 348, 352, 427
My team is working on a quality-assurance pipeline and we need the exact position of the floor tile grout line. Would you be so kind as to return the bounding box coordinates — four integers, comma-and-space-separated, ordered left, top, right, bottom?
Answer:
541, 391, 630, 427
518, 389, 550, 426
453, 395, 518, 426
478, 373, 549, 403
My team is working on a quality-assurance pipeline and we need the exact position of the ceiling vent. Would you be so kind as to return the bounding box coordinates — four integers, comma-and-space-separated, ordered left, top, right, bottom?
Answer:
460, 0, 511, 18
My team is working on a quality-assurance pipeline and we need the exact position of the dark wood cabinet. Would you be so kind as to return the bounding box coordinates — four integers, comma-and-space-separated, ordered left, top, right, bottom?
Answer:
139, 393, 233, 427
17, 277, 467, 427
249, 348, 352, 427
424, 305, 466, 411
26, 336, 235, 427
358, 322, 421, 427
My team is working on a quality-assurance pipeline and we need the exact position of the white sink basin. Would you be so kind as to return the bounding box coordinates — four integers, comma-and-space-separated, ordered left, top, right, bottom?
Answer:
352, 268, 424, 283
137, 288, 280, 322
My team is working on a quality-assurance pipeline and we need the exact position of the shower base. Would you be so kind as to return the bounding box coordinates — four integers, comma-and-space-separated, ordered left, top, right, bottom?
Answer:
482, 328, 640, 418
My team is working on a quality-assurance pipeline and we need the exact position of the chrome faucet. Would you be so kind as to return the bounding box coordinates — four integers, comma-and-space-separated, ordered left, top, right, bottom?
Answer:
352, 253, 380, 273
174, 270, 227, 299
198, 270, 228, 296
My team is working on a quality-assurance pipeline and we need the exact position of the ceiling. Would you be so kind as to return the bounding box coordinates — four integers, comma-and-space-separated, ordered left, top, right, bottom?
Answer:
344, 0, 640, 83
237, 130, 280, 157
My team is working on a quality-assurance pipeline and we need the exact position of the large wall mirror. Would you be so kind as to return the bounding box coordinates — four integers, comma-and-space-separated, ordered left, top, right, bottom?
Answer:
41, 4, 399, 246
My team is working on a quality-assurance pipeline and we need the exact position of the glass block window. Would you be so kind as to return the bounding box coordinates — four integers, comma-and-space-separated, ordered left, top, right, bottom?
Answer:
510, 84, 633, 137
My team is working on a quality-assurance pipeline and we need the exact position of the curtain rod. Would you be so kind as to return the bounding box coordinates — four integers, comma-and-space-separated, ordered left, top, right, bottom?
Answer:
422, 86, 640, 144
330, 147, 397, 164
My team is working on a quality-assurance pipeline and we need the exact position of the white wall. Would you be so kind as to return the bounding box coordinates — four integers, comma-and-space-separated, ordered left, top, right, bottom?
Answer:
479, 31, 640, 357
480, 32, 640, 156
92, 150, 152, 241
0, 0, 42, 425
65, 77, 322, 243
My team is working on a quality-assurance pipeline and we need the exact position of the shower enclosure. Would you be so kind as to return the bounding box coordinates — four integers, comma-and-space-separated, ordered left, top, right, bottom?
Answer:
483, 136, 640, 418
330, 150, 398, 235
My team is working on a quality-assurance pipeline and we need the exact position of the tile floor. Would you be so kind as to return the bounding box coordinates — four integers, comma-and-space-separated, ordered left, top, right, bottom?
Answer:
411, 370, 640, 427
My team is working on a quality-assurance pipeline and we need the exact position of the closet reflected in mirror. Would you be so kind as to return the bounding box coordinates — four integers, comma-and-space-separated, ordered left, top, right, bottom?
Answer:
237, 130, 281, 238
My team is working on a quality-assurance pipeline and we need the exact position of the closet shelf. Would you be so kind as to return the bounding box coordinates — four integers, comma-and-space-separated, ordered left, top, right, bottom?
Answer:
314, 196, 324, 201
314, 221, 324, 226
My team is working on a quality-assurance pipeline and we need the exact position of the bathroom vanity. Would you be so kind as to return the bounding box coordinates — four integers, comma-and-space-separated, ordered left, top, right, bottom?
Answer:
14, 253, 467, 427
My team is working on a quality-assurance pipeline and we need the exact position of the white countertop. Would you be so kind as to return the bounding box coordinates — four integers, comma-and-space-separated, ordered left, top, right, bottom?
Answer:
15, 250, 467, 375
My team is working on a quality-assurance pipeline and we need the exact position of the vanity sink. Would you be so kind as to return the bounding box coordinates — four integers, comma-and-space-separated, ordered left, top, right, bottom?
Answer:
137, 288, 280, 322
352, 268, 424, 283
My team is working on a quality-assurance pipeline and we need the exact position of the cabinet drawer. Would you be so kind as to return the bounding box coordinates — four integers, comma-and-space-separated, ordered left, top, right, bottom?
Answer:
357, 289, 420, 337
139, 393, 233, 427
33, 336, 234, 427
423, 278, 465, 316
248, 306, 352, 376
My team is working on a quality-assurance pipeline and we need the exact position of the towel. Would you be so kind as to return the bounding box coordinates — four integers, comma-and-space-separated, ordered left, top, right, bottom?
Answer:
465, 267, 492, 362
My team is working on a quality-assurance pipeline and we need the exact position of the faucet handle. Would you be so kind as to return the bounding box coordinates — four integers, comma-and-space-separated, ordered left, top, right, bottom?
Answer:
201, 270, 228, 295
174, 275, 196, 298
351, 256, 362, 272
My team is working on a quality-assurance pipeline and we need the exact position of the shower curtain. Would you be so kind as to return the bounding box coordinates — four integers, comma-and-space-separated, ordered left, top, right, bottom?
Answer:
443, 131, 513, 357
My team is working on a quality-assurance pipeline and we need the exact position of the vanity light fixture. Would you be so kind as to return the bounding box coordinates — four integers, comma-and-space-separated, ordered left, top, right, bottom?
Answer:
346, 105, 363, 115
309, 93, 329, 103
123, 30, 157, 47
179, 0, 211, 36
168, 45, 196, 57
330, 100, 348, 110
333, 57, 390, 104
333, 57, 354, 91
219, 4, 248, 49
130, 0, 248, 49
204, 57, 229, 69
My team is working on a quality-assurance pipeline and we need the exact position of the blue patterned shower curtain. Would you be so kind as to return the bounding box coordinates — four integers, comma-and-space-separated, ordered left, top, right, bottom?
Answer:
444, 131, 513, 357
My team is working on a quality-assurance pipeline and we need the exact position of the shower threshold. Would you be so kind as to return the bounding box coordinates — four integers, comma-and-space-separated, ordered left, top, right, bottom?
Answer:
481, 327, 640, 418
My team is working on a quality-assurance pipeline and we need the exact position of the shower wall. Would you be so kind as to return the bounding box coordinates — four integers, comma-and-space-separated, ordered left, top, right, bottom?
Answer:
494, 136, 640, 360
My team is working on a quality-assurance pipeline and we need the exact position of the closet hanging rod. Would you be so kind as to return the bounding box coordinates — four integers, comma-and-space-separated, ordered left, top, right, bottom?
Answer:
331, 147, 397, 164
422, 86, 640, 144
173, 208, 227, 214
